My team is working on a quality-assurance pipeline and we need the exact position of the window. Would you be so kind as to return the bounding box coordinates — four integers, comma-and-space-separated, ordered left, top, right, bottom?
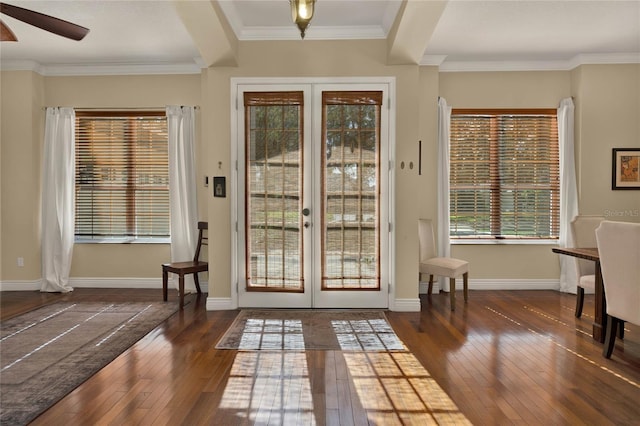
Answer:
75, 111, 169, 242
449, 109, 559, 240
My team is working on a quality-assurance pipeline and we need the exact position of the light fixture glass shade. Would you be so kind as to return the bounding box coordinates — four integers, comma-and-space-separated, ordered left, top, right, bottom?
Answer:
290, 0, 315, 39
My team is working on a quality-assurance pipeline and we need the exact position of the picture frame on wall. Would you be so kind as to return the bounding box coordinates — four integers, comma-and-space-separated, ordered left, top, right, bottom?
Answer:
612, 148, 640, 190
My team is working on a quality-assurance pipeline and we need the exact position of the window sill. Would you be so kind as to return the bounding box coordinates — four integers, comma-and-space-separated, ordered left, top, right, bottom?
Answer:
451, 239, 558, 245
75, 238, 170, 244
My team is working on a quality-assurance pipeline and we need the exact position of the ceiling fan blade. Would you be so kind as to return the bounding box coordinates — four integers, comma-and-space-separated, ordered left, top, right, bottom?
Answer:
1, 19, 16, 41
0, 3, 89, 41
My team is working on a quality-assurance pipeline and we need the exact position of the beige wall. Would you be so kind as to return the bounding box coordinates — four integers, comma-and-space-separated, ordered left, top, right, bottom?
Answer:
1, 71, 44, 282
0, 73, 201, 286
439, 71, 571, 108
417, 66, 440, 225
1, 56, 638, 303
573, 65, 640, 216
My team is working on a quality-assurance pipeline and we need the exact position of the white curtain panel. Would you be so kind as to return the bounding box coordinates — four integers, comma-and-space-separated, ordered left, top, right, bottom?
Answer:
437, 97, 452, 291
558, 98, 579, 293
167, 106, 199, 293
41, 107, 75, 293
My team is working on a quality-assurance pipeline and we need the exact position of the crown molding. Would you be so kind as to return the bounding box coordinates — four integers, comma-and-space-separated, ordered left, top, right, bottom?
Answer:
425, 52, 640, 72
436, 59, 572, 72
420, 55, 447, 67
1, 60, 203, 76
568, 52, 640, 69
4, 52, 638, 76
0, 59, 45, 74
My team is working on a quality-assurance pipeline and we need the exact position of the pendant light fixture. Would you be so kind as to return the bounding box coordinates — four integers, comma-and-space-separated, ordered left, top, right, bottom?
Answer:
290, 0, 315, 39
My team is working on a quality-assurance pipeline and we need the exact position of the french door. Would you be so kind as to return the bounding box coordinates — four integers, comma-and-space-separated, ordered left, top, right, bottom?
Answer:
235, 81, 391, 308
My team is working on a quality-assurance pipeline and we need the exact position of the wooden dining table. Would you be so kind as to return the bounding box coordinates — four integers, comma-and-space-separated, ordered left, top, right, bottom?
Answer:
552, 247, 606, 342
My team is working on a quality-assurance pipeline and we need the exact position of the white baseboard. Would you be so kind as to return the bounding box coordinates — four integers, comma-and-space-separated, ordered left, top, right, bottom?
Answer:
70, 277, 161, 288
206, 297, 236, 311
71, 277, 209, 293
419, 278, 560, 293
391, 298, 421, 312
419, 282, 442, 294
207, 296, 420, 312
0, 278, 209, 293
206, 279, 560, 312
2, 276, 558, 308
0, 279, 42, 291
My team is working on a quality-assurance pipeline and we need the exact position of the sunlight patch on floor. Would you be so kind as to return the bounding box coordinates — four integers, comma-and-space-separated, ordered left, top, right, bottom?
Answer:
217, 313, 468, 424
344, 351, 472, 424
238, 319, 305, 350
219, 352, 316, 424
332, 319, 407, 351
218, 348, 470, 424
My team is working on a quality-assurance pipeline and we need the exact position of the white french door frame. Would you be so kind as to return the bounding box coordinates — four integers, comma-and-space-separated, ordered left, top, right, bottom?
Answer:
230, 77, 396, 309
235, 83, 313, 308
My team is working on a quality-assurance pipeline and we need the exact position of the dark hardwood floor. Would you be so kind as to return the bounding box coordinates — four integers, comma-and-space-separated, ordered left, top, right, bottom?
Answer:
1, 288, 639, 425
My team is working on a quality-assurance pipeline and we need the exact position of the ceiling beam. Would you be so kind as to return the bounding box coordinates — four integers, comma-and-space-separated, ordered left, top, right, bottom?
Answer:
172, 0, 238, 67
387, 0, 448, 65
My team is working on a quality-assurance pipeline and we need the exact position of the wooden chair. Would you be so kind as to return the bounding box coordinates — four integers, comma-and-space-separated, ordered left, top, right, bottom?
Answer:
571, 215, 605, 317
162, 221, 208, 307
595, 220, 640, 359
418, 218, 469, 311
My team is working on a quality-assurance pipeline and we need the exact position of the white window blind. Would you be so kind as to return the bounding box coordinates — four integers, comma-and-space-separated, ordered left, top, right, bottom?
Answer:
450, 109, 559, 239
75, 111, 169, 241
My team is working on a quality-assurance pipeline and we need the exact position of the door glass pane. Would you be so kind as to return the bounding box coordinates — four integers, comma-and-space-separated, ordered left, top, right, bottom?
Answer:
245, 92, 304, 291
321, 91, 382, 290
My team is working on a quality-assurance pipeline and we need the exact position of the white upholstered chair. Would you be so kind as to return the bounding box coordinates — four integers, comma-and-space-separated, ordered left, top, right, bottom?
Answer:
571, 215, 605, 317
418, 219, 469, 311
595, 220, 640, 359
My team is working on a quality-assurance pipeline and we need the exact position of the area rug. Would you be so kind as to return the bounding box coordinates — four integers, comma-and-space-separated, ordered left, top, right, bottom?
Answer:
215, 309, 407, 351
0, 301, 180, 425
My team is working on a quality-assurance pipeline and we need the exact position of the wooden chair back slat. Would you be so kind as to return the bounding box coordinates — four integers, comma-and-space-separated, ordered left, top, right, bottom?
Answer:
193, 221, 208, 262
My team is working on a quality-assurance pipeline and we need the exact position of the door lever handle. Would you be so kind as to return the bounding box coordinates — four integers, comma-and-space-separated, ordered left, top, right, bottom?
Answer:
304, 221, 310, 229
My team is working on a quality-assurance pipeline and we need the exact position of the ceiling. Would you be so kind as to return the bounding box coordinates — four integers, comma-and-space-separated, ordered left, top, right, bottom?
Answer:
0, 0, 638, 75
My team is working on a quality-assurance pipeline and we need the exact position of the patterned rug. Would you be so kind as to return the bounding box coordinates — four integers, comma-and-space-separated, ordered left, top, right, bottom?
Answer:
0, 301, 180, 425
215, 309, 407, 351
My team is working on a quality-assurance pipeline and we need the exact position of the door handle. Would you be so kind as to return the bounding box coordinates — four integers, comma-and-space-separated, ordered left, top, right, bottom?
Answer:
302, 208, 311, 228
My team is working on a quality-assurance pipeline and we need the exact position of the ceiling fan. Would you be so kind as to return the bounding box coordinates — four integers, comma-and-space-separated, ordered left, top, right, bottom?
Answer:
0, 2, 89, 42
